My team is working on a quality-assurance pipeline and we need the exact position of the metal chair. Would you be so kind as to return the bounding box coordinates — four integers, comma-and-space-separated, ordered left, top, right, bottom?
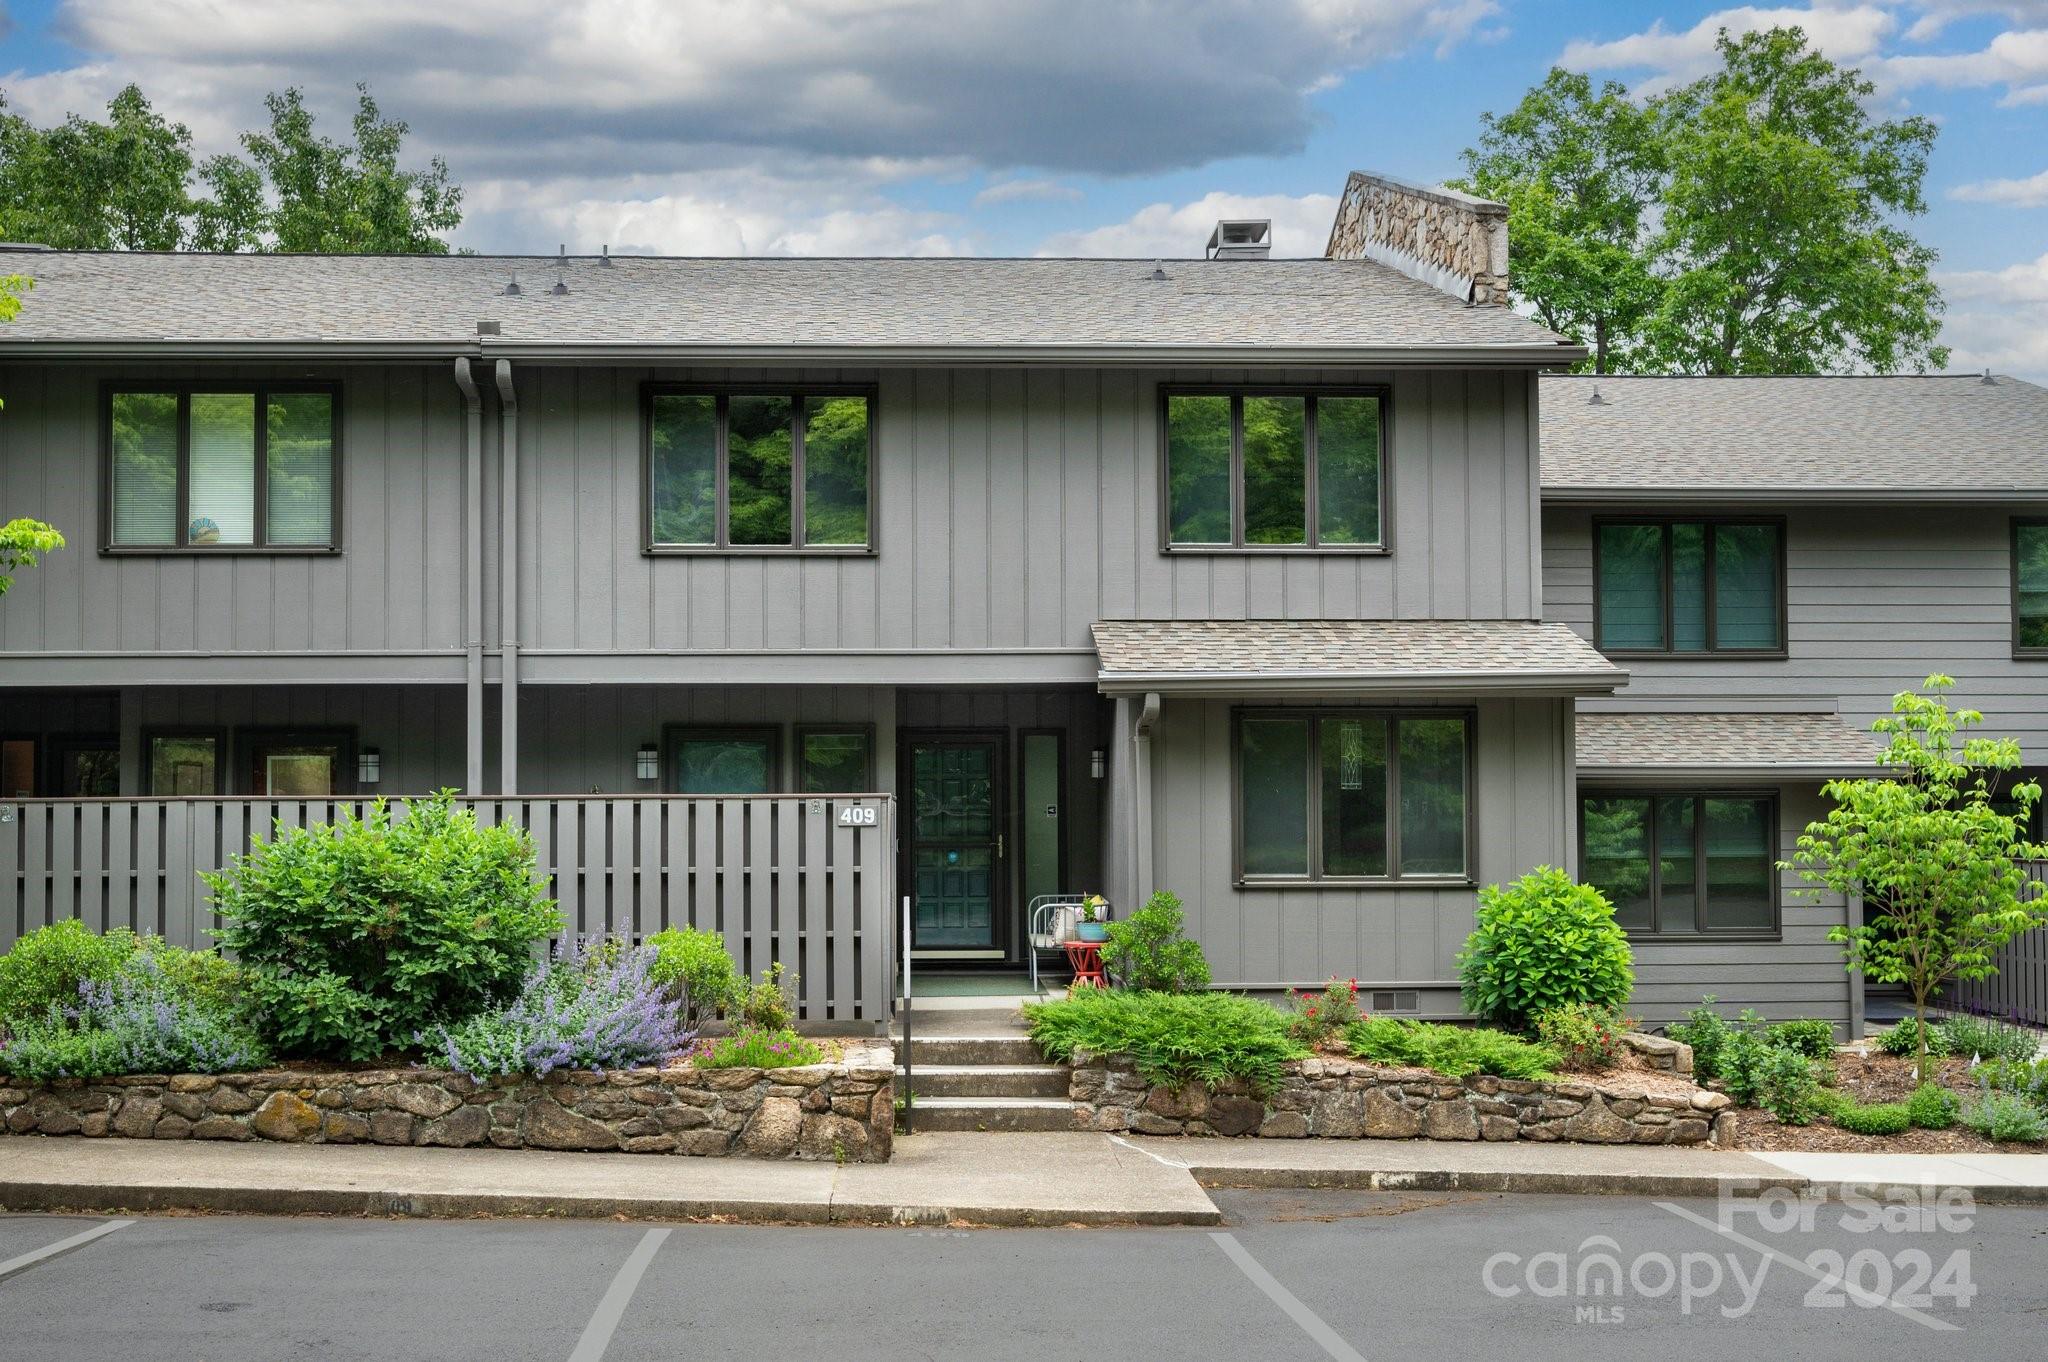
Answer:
1027, 894, 1110, 994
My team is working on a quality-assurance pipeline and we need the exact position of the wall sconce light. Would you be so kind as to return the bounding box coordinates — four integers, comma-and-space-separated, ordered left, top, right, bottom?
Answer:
1090, 748, 1106, 780
357, 748, 382, 785
635, 744, 660, 781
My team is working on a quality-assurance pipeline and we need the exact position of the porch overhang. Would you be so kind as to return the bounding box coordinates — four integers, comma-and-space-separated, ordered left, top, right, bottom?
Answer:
1575, 711, 1887, 782
1090, 619, 1628, 699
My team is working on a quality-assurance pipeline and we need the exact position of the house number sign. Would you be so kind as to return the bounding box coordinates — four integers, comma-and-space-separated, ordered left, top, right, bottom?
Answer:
836, 804, 879, 826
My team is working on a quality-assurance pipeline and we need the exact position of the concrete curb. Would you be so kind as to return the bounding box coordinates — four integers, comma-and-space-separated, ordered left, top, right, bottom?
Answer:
1186, 1164, 2048, 1207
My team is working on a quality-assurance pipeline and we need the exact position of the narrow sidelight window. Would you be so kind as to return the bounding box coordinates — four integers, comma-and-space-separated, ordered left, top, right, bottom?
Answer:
2015, 520, 2048, 655
1236, 710, 1470, 883
106, 386, 338, 551
1578, 792, 1779, 936
646, 388, 873, 551
1164, 389, 1386, 550
1594, 518, 1783, 654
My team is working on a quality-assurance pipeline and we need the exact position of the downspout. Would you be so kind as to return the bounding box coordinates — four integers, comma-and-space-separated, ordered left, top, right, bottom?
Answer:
1133, 692, 1161, 899
494, 359, 520, 795
453, 358, 484, 795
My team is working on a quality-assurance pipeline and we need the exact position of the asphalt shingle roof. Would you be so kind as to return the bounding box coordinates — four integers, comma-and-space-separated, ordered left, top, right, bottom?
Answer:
1091, 619, 1625, 694
1541, 374, 2048, 496
1576, 711, 1885, 776
0, 250, 1575, 355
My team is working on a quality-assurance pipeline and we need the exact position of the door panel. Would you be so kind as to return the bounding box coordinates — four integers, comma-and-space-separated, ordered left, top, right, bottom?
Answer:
906, 737, 1003, 951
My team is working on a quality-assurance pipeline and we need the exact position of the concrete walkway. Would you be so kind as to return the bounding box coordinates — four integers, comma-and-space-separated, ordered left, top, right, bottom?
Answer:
0, 1133, 2041, 1228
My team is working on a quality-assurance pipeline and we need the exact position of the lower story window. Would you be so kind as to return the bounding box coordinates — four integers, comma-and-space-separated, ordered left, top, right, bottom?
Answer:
146, 732, 222, 795
1237, 711, 1470, 882
796, 728, 872, 793
668, 727, 780, 793
1581, 792, 1778, 936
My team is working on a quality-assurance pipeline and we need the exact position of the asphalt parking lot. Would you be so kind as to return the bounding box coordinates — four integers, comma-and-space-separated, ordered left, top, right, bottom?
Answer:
1, 1187, 2042, 1360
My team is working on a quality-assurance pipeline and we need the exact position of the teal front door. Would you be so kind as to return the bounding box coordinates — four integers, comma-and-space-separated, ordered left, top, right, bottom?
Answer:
907, 736, 1004, 951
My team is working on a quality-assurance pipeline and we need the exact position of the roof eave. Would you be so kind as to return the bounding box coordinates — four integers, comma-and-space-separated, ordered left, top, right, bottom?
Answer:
1097, 668, 1628, 699
1543, 484, 2048, 505
1578, 761, 1886, 781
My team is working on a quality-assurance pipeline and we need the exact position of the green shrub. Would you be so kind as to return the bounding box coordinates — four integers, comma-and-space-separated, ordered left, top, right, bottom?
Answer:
1284, 977, 1362, 1047
1532, 1002, 1634, 1072
1932, 1015, 2040, 1064
1345, 1017, 1561, 1081
1100, 891, 1210, 993
646, 927, 742, 1029
1456, 867, 1633, 1028
1668, 997, 1737, 1079
1907, 1082, 1959, 1130
1766, 1019, 1838, 1059
1877, 1017, 1943, 1058
0, 953, 268, 1081
206, 792, 561, 1061
1024, 989, 1305, 1093
1978, 1057, 2048, 1106
1960, 1090, 2048, 1143
140, 942, 254, 1022
735, 962, 797, 1031
1753, 1045, 1824, 1125
1833, 1101, 1912, 1136
0, 921, 139, 1026
686, 1025, 823, 1070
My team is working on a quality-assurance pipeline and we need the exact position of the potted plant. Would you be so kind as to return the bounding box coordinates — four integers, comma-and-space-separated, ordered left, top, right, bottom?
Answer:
1075, 894, 1110, 942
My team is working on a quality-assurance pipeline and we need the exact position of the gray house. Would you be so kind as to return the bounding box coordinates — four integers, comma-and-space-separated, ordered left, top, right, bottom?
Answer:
2, 170, 2040, 1035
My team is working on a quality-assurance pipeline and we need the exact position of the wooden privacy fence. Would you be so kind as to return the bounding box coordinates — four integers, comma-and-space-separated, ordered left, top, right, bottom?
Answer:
0, 794, 896, 1025
1944, 860, 2048, 1029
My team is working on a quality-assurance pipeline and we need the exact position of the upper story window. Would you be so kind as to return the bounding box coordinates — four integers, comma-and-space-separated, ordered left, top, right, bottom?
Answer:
1580, 791, 1779, 938
1593, 518, 1784, 655
1163, 389, 1385, 551
646, 387, 873, 553
1235, 709, 1469, 885
2015, 519, 2048, 657
105, 385, 338, 552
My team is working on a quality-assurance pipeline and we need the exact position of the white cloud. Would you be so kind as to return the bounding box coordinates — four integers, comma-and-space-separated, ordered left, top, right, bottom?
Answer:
1951, 166, 2048, 204
1938, 252, 2048, 381
972, 178, 1083, 208
1035, 190, 1340, 258
1559, 6, 1897, 91
1903, 2, 2048, 41
1881, 25, 2048, 99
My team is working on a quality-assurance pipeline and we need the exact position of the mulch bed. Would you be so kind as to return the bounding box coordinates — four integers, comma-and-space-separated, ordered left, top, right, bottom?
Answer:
1725, 1048, 2046, 1155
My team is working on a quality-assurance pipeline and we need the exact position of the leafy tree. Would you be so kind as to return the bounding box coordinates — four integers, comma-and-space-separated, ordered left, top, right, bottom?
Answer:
1459, 27, 1947, 375
1785, 677, 2047, 1081
0, 86, 206, 250
1456, 69, 1666, 374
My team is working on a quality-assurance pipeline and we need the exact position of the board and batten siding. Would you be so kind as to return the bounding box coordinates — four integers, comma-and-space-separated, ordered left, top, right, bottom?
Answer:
1604, 783, 1855, 1030
1543, 504, 2048, 758
0, 363, 468, 667
1143, 695, 1572, 1007
509, 364, 1542, 664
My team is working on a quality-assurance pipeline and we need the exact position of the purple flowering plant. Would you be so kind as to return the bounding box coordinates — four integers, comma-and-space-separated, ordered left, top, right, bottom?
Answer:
421, 935, 695, 1080
0, 954, 270, 1081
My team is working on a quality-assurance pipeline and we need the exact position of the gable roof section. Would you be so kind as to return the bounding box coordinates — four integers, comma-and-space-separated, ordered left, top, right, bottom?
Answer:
1091, 619, 1626, 697
1576, 711, 1885, 779
0, 250, 1581, 363
1541, 374, 2048, 501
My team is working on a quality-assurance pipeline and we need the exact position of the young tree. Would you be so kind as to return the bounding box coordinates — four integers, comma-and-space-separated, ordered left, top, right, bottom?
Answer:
1785, 677, 2047, 1081
1651, 28, 1946, 374
1455, 69, 1666, 374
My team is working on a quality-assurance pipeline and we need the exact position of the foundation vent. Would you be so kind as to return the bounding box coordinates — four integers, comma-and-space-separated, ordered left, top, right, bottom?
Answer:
1369, 990, 1419, 1013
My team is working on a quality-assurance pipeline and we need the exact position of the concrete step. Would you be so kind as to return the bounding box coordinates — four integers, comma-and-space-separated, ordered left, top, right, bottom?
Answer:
898, 1064, 1071, 1099
902, 1097, 1078, 1133
893, 1033, 1044, 1066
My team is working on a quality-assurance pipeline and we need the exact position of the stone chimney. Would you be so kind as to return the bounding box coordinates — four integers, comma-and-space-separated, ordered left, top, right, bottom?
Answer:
1324, 171, 1509, 305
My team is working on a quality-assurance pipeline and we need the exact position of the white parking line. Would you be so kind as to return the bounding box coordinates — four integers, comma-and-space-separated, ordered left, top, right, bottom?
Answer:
0, 1218, 134, 1284
567, 1227, 670, 1362
1210, 1231, 1368, 1362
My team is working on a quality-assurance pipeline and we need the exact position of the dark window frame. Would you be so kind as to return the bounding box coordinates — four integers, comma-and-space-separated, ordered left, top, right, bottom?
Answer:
663, 724, 785, 794
99, 380, 344, 555
239, 727, 358, 797
793, 724, 877, 793
1590, 515, 1788, 658
641, 383, 878, 556
141, 727, 228, 796
2012, 518, 2048, 659
1158, 384, 1392, 555
1230, 707, 1475, 888
49, 735, 121, 797
1577, 787, 1782, 941
1015, 726, 1071, 930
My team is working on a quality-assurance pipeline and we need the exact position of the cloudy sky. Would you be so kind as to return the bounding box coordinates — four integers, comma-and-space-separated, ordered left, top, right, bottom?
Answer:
1, 0, 2044, 376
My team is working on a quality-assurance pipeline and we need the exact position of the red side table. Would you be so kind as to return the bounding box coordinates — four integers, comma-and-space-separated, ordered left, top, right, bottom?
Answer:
1063, 939, 1107, 988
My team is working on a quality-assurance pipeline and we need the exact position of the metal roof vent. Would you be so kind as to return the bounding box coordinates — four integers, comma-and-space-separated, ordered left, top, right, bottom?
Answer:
550, 269, 569, 296
502, 271, 522, 297
1206, 219, 1272, 260
1587, 386, 1608, 406
599, 244, 614, 268
1149, 259, 1169, 282
555, 243, 569, 267
1981, 368, 1997, 386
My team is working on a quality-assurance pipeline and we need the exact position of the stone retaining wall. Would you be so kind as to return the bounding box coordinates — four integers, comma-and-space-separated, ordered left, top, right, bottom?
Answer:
0, 1042, 894, 1162
1070, 1054, 1732, 1146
